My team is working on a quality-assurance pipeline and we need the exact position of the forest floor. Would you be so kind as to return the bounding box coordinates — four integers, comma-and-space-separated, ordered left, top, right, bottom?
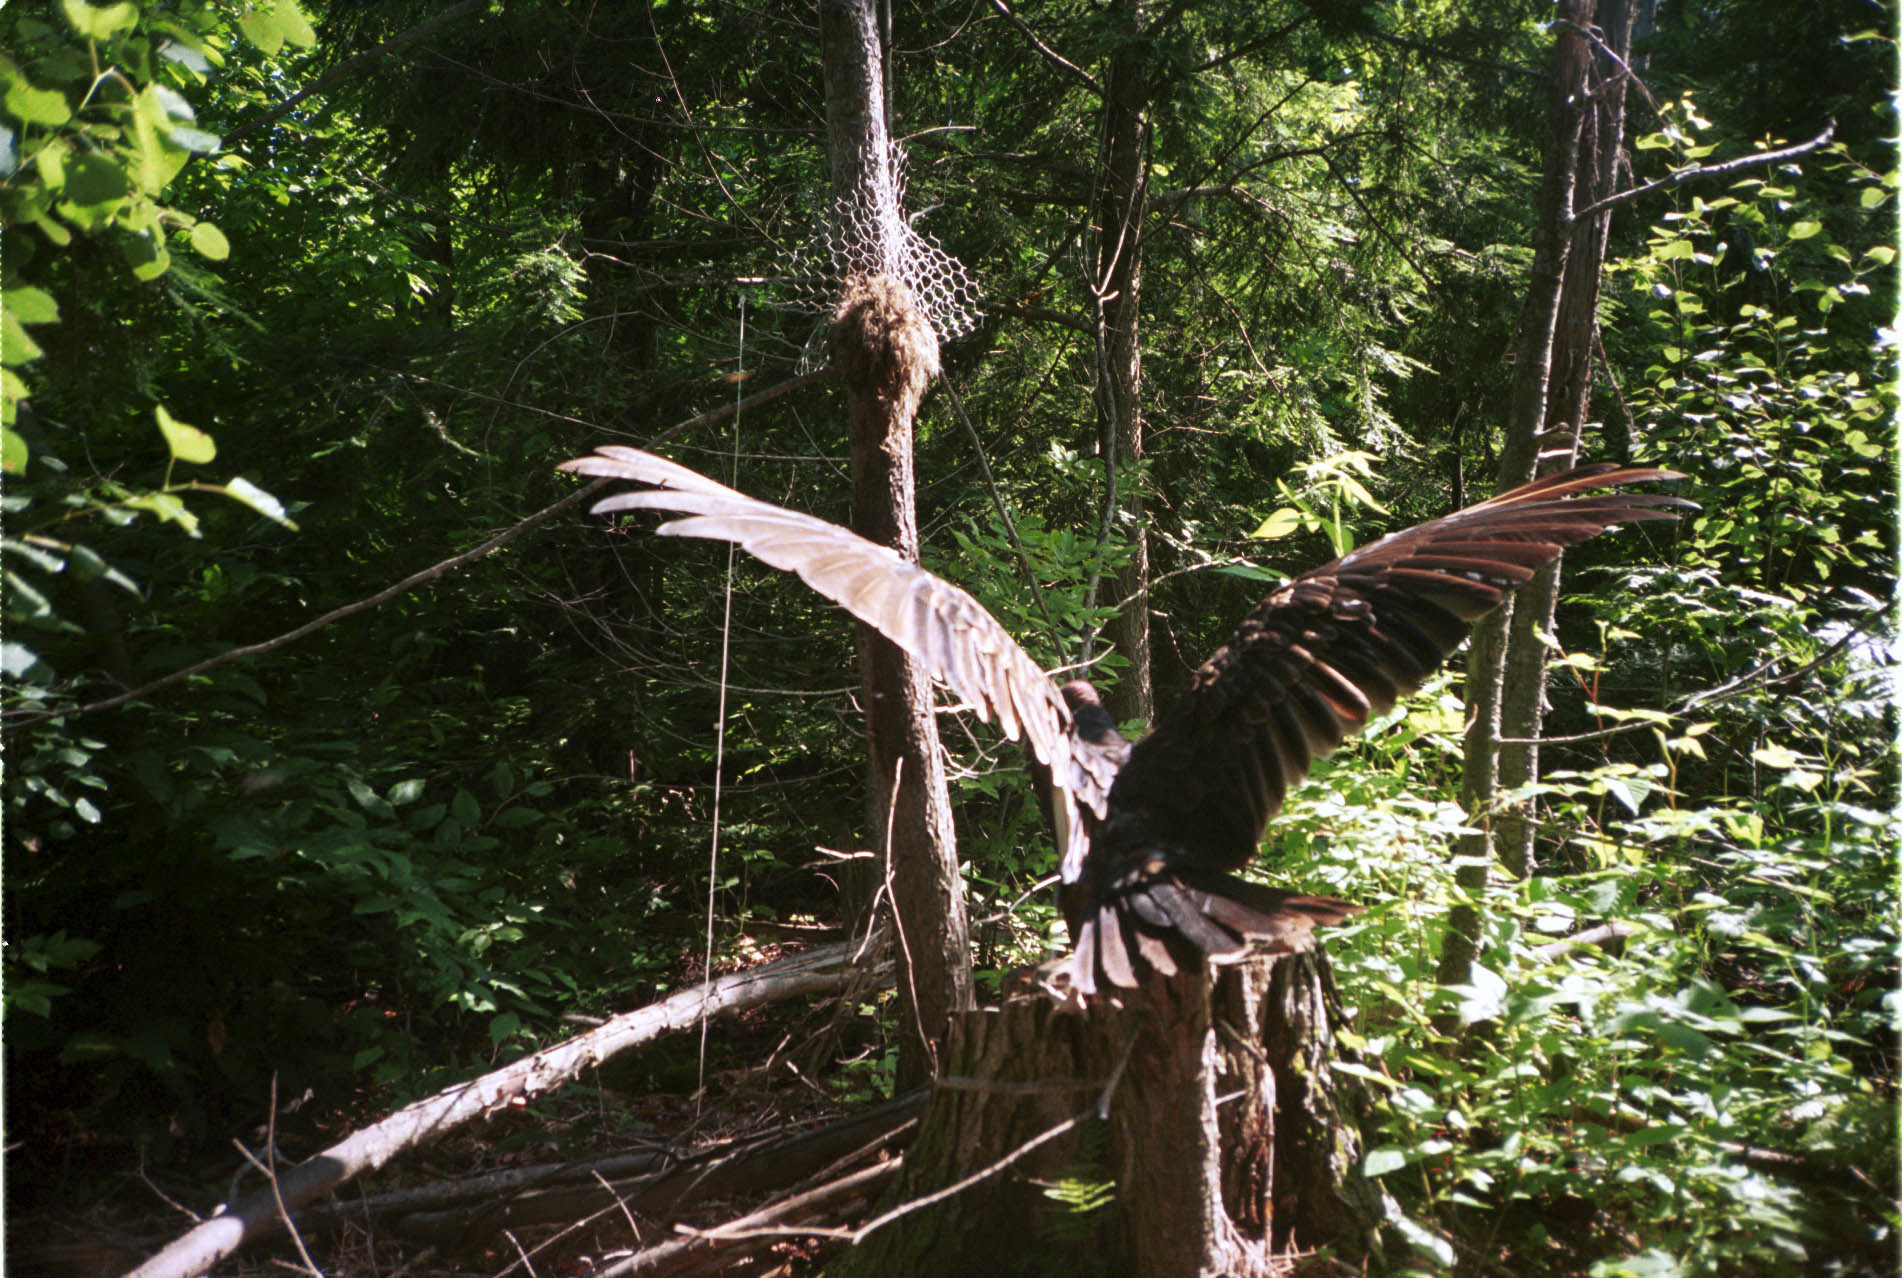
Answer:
10, 932, 896, 1278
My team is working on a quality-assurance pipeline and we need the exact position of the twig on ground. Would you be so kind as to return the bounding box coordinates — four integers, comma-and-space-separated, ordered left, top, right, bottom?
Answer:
125, 941, 887, 1278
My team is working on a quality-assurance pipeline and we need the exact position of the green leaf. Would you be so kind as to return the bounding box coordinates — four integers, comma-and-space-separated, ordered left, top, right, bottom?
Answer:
1391, 1215, 1455, 1266
387, 778, 427, 805
124, 491, 199, 536
1752, 743, 1801, 769
188, 221, 230, 260
159, 40, 214, 75
346, 778, 395, 819
238, 8, 284, 55
1362, 1146, 1410, 1177
2, 427, 27, 474
1, 310, 44, 367
1591, 1248, 1684, 1278
1859, 186, 1889, 208
60, 0, 139, 40
2, 640, 45, 677
1249, 507, 1306, 540
63, 153, 128, 206
3, 78, 73, 127
122, 228, 171, 281
1786, 220, 1822, 240
1861, 244, 1895, 266
130, 86, 192, 192
4, 286, 59, 326
172, 125, 222, 153
222, 476, 296, 527
238, 0, 317, 55
275, 0, 318, 48
155, 405, 215, 464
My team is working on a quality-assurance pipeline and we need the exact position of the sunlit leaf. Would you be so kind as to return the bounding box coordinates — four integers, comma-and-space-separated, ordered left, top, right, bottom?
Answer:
223, 476, 297, 528
60, 0, 139, 40
3, 78, 72, 127
155, 405, 216, 464
188, 221, 230, 260
4, 286, 59, 326
1249, 506, 1305, 540
1752, 743, 1801, 769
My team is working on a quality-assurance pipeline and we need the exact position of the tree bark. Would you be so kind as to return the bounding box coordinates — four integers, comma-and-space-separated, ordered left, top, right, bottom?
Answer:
1494, 0, 1639, 879
1439, 0, 1598, 1017
1092, 0, 1155, 728
831, 954, 1384, 1276
820, 0, 973, 1092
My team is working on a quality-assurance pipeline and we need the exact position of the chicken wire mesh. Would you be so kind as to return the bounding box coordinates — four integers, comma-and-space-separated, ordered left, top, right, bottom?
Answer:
777, 141, 981, 355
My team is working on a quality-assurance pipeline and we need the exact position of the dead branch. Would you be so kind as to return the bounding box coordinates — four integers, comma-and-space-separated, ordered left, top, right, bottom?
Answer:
987, 0, 1101, 96
385, 1089, 924, 1246
1531, 921, 1632, 962
1567, 1106, 1882, 1195
1568, 122, 1836, 226
604, 1161, 902, 1276
124, 939, 888, 1278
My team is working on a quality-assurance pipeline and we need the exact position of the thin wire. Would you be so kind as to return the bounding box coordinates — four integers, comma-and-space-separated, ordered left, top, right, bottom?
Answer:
696, 294, 746, 1108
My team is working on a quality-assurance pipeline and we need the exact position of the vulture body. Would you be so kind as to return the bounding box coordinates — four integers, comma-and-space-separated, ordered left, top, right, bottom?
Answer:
561, 447, 1685, 996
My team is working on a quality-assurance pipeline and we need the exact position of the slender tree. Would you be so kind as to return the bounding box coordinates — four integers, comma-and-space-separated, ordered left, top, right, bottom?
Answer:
820, 0, 973, 1089
1439, 0, 1605, 1010
1090, 0, 1157, 727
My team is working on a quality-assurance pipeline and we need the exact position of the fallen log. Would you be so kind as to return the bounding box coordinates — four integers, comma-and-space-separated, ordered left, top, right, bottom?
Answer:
125, 936, 888, 1278
385, 1089, 925, 1247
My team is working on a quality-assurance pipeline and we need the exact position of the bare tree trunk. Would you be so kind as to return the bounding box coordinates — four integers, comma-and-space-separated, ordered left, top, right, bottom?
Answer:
1438, 0, 1598, 1016
1495, 0, 1639, 879
830, 954, 1385, 1276
1092, 0, 1155, 728
820, 0, 973, 1091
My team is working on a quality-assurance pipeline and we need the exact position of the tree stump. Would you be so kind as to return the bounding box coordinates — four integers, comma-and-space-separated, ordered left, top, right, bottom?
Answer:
832, 950, 1386, 1277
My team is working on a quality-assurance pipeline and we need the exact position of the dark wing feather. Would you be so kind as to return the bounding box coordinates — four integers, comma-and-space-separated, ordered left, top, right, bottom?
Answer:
559, 446, 1115, 877
1103, 465, 1689, 875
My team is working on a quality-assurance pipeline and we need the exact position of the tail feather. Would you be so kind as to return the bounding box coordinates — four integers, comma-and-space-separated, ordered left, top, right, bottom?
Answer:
1095, 900, 1139, 990
1132, 924, 1181, 978
1144, 878, 1252, 958
1040, 867, 1364, 995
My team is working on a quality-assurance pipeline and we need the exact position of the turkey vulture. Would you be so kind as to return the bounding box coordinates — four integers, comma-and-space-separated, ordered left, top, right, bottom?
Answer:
561, 448, 1686, 995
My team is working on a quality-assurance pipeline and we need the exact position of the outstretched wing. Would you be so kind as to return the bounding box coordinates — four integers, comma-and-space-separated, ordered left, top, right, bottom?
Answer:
559, 446, 1119, 871
1104, 464, 1691, 875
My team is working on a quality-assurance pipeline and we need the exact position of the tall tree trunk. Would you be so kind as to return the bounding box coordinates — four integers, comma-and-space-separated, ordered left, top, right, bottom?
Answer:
1494, 0, 1639, 879
820, 0, 972, 1091
1437, 0, 1599, 1016
1092, 0, 1154, 728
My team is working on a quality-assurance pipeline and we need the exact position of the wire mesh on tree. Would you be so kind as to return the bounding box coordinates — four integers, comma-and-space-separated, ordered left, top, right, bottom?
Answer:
784, 140, 980, 352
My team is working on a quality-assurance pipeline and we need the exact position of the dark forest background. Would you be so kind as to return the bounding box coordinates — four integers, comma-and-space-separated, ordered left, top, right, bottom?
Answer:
4, 0, 1896, 1271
